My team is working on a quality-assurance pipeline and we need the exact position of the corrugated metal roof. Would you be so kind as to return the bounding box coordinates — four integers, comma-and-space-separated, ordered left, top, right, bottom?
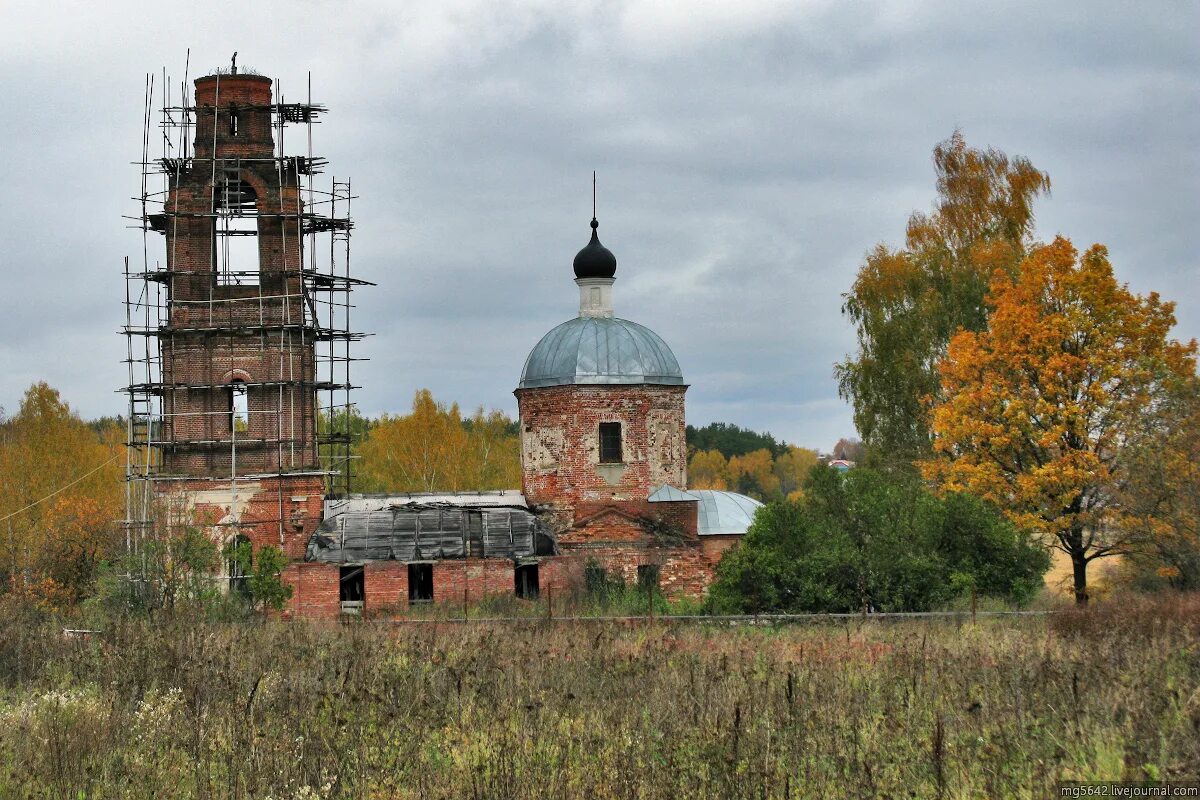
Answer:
518, 316, 684, 389
647, 485, 701, 502
693, 490, 763, 536
307, 502, 554, 564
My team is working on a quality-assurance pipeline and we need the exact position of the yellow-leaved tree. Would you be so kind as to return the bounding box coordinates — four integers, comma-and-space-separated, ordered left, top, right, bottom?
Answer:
728, 449, 781, 500
773, 446, 820, 502
836, 132, 1051, 467
688, 449, 730, 490
923, 237, 1197, 604
0, 382, 123, 605
356, 390, 520, 493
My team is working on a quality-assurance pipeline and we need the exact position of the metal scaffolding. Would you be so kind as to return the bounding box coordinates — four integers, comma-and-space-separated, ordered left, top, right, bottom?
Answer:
122, 63, 370, 560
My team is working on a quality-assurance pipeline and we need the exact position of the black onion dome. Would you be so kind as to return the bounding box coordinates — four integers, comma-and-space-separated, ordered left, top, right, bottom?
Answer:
572, 218, 617, 279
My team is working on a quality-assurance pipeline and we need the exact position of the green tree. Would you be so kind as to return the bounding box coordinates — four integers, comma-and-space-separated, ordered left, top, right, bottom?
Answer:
319, 405, 372, 493
97, 522, 219, 616
707, 466, 1047, 614
461, 408, 522, 490
727, 449, 780, 501
773, 445, 820, 501
836, 132, 1050, 467
686, 422, 786, 459
1118, 377, 1200, 590
226, 541, 293, 612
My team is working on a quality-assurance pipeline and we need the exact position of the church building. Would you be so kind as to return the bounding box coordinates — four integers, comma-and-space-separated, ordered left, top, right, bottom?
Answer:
123, 63, 759, 619
292, 214, 762, 617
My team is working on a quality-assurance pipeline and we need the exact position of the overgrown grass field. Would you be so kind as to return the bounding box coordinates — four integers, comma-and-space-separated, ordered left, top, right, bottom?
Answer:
0, 597, 1197, 798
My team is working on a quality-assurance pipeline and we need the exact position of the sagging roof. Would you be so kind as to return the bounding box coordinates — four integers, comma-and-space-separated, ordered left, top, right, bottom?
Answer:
307, 494, 555, 564
323, 491, 528, 518
692, 490, 763, 536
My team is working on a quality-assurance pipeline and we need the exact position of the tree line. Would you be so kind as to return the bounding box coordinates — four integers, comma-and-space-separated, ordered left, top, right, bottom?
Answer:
824, 131, 1197, 605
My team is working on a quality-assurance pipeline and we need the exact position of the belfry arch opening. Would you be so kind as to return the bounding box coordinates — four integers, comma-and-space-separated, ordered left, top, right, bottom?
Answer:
213, 168, 259, 286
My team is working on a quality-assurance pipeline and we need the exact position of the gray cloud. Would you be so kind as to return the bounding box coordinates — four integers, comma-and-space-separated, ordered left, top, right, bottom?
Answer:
0, 0, 1196, 451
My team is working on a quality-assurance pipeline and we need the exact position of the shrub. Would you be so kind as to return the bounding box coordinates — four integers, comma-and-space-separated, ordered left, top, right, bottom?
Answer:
707, 466, 1048, 613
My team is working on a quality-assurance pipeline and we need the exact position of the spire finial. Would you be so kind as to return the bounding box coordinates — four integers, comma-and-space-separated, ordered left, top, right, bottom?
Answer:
592, 170, 597, 226
231, 52, 238, 74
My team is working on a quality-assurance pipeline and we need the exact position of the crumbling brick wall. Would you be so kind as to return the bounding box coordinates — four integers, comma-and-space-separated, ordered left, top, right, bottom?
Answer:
165, 474, 324, 558
516, 383, 688, 514
159, 73, 315, 478
701, 534, 743, 566
152, 72, 327, 586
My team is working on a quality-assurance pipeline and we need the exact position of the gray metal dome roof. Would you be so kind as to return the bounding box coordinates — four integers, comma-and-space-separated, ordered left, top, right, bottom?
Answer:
519, 316, 684, 389
693, 490, 764, 535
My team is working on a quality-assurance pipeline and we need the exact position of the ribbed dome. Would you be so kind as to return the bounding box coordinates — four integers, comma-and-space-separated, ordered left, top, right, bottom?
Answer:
692, 490, 763, 535
573, 218, 617, 279
519, 316, 684, 389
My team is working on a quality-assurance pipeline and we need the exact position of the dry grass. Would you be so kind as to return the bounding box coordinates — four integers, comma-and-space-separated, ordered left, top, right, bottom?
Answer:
0, 595, 1197, 798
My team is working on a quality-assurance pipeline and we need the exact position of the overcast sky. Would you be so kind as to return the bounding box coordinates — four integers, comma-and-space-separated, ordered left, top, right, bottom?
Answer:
0, 0, 1196, 451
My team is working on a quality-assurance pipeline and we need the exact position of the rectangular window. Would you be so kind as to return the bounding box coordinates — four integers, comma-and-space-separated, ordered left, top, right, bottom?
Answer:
637, 564, 660, 592
599, 422, 622, 463
408, 563, 433, 603
515, 564, 540, 599
339, 565, 364, 614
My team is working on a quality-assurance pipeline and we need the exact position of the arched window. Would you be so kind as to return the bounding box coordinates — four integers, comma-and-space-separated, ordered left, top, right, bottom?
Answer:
213, 168, 259, 286
228, 534, 252, 598
229, 380, 248, 434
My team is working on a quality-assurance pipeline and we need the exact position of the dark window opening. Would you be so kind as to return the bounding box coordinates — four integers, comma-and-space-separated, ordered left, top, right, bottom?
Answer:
637, 564, 660, 592
228, 535, 251, 598
408, 563, 433, 603
599, 422, 623, 463
213, 168, 259, 286
229, 380, 248, 435
515, 564, 540, 599
229, 109, 240, 136
340, 565, 364, 614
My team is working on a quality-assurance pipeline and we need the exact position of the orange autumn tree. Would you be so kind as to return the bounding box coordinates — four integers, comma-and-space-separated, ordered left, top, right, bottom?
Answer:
923, 237, 1197, 604
0, 382, 123, 605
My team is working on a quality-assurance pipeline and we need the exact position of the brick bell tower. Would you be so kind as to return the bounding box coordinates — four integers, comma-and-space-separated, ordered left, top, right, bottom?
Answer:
126, 61, 359, 568
515, 212, 691, 532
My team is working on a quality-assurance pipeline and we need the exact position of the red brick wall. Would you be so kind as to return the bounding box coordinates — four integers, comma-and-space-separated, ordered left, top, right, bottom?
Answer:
284, 562, 340, 620
193, 74, 275, 159
159, 474, 323, 559
555, 507, 713, 599
516, 383, 688, 513
701, 534, 743, 566
364, 563, 408, 612
538, 550, 714, 601
160, 72, 315, 478
285, 548, 721, 619
431, 559, 519, 605
572, 499, 697, 538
